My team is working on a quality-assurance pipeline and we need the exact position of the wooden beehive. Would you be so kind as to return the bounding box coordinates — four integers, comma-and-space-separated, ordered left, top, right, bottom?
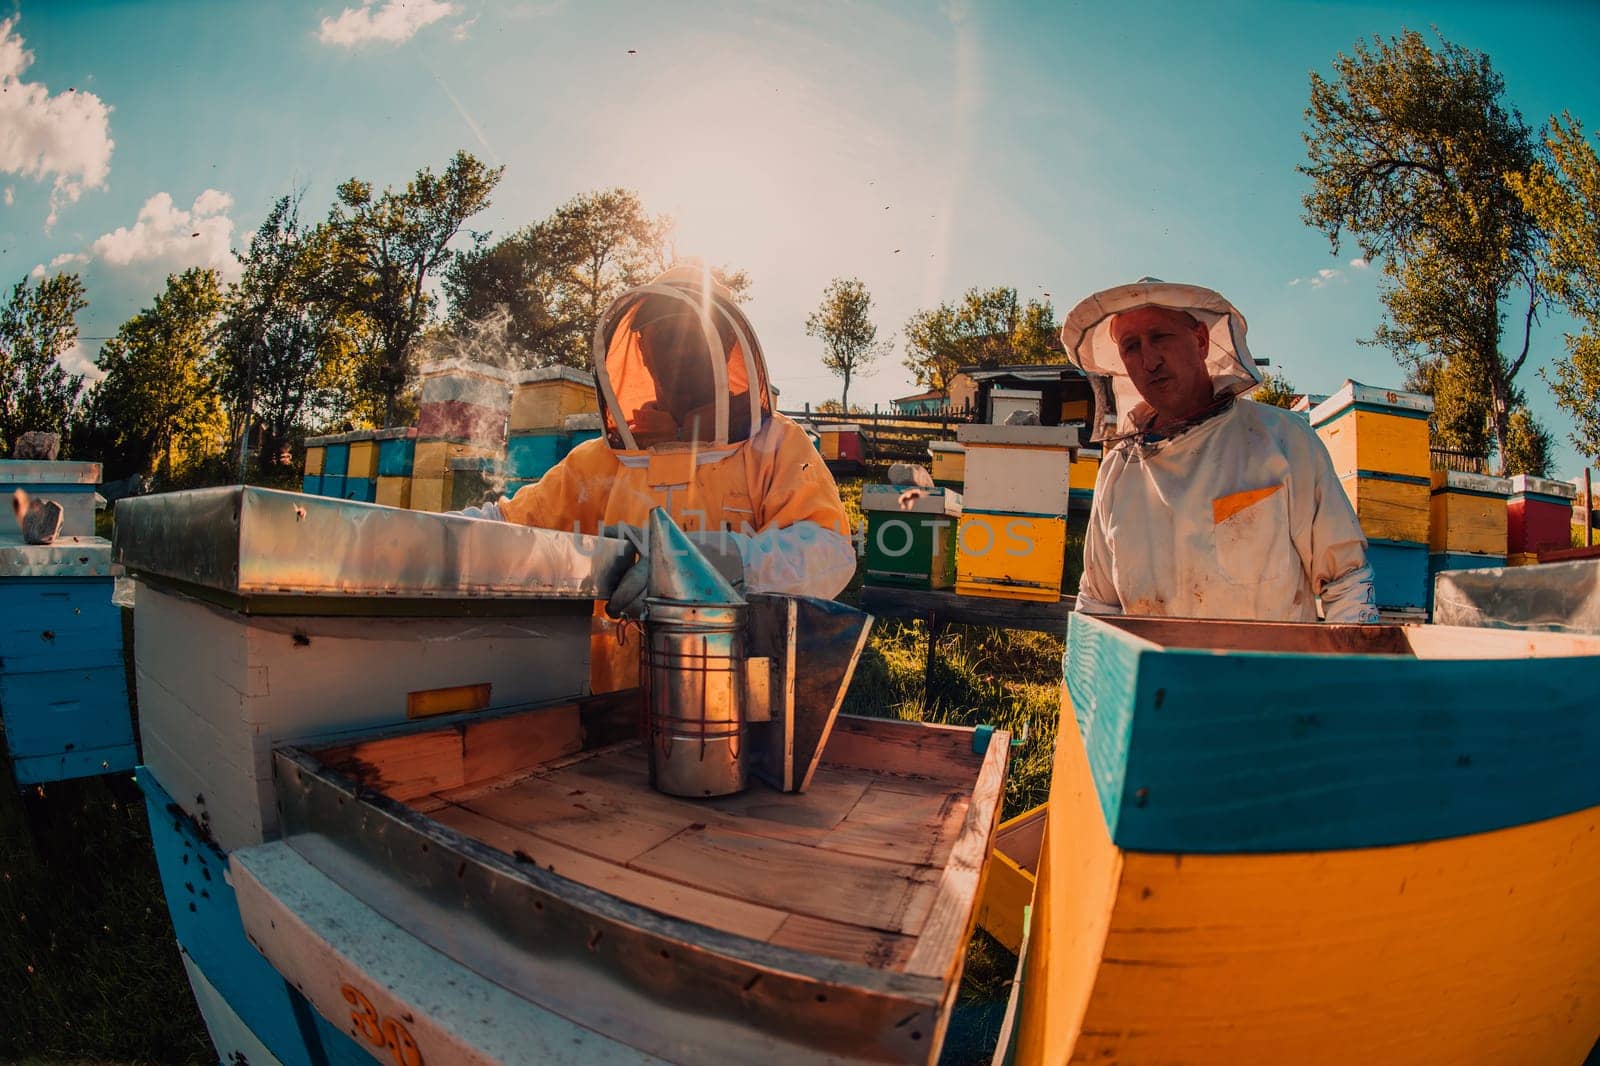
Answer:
927, 441, 965, 488
1429, 470, 1510, 557
1508, 474, 1579, 556
509, 366, 595, 433
1338, 472, 1430, 544
861, 484, 962, 590
1012, 613, 1600, 1066
1310, 380, 1432, 482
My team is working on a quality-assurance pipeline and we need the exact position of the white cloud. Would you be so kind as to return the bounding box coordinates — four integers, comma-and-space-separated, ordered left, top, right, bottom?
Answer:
1349, 257, 1369, 270
0, 18, 114, 228
57, 339, 104, 384
87, 189, 237, 278
29, 263, 45, 279
317, 0, 455, 48
452, 14, 479, 41
3, 186, 12, 206
49, 251, 88, 269
1288, 266, 1347, 290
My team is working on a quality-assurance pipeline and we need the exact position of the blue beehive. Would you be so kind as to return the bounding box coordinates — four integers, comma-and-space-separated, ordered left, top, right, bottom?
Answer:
0, 529, 134, 783
506, 431, 565, 480
375, 432, 416, 477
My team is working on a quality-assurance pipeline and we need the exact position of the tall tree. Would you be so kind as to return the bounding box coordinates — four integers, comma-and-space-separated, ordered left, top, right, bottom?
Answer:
1510, 113, 1600, 462
903, 287, 1056, 392
217, 195, 365, 473
1252, 370, 1300, 409
443, 188, 751, 370
324, 150, 503, 424
89, 268, 225, 482
805, 277, 890, 411
1300, 29, 1547, 475
0, 272, 89, 452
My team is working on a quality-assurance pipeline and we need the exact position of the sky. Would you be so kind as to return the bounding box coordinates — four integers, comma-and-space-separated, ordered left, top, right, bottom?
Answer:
3, 0, 1599, 477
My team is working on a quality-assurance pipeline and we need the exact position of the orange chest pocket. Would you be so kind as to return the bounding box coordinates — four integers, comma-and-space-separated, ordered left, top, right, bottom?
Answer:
1212, 483, 1295, 585
640, 447, 755, 534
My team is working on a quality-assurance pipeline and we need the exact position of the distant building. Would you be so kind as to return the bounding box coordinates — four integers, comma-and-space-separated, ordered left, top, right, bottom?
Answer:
891, 389, 949, 415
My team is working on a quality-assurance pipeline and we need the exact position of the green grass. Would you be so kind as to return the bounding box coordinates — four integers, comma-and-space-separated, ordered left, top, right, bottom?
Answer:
3, 474, 1076, 1064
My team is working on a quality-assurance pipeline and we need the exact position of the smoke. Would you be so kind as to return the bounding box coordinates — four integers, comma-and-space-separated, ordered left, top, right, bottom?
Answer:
414, 303, 523, 502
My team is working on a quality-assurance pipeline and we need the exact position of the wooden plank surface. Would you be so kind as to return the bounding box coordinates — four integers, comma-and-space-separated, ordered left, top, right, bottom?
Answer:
629, 823, 938, 934
903, 732, 1008, 978
768, 914, 916, 970
429, 804, 790, 942
819, 715, 983, 784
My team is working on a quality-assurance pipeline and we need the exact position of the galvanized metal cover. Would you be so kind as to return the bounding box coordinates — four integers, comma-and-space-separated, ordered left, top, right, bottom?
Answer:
0, 530, 113, 578
112, 485, 630, 599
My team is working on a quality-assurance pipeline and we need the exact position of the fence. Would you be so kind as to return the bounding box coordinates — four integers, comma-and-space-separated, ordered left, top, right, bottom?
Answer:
1430, 448, 1489, 475
782, 405, 976, 466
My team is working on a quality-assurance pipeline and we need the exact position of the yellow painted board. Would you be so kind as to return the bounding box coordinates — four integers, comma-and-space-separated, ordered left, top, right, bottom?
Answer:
413, 440, 498, 480
374, 476, 411, 510
1316, 408, 1430, 481
1019, 684, 1600, 1066
304, 446, 324, 476
1340, 474, 1430, 544
1507, 552, 1541, 567
1069, 454, 1100, 492
346, 440, 378, 480
1060, 399, 1090, 422
1429, 489, 1508, 556
1015, 684, 1123, 1066
975, 805, 1046, 954
509, 379, 594, 431
955, 513, 1066, 596
408, 476, 451, 513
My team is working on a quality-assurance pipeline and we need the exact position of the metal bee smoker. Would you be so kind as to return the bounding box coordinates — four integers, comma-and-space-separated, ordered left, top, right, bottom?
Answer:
639, 508, 873, 799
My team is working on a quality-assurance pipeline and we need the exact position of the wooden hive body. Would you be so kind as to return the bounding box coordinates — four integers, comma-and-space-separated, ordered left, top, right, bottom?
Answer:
1013, 614, 1600, 1065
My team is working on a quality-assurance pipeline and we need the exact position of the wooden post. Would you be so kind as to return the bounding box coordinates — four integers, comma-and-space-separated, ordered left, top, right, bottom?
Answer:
1587, 469, 1594, 548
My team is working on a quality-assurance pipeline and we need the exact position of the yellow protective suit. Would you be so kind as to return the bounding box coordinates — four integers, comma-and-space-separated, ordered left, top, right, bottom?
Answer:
1061, 279, 1377, 623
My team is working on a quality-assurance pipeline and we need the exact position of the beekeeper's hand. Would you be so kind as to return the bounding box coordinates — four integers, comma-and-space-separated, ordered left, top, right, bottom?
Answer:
604, 524, 746, 620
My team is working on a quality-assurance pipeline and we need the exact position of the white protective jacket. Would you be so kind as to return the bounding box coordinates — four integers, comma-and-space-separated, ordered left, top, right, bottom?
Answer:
1063, 279, 1377, 623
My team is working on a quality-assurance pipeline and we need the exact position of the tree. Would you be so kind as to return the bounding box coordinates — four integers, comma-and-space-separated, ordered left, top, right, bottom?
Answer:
0, 272, 89, 452
1502, 401, 1553, 477
1252, 371, 1300, 409
88, 268, 225, 482
216, 195, 365, 474
442, 187, 751, 370
805, 278, 890, 411
324, 150, 504, 424
1300, 29, 1547, 475
1510, 113, 1600, 462
903, 287, 1057, 392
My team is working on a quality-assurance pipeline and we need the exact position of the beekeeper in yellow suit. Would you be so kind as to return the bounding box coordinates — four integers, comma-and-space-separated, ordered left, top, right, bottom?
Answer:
1062, 279, 1377, 623
468, 266, 857, 620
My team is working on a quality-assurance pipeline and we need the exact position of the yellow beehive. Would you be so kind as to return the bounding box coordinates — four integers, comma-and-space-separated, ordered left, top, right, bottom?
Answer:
408, 476, 451, 513
1311, 381, 1433, 481
1507, 552, 1542, 567
955, 511, 1066, 602
375, 476, 412, 510
304, 445, 324, 476
1429, 470, 1511, 556
347, 439, 379, 480
1070, 451, 1101, 494
413, 439, 499, 481
1060, 398, 1090, 422
1339, 473, 1430, 545
928, 441, 965, 486
510, 367, 595, 432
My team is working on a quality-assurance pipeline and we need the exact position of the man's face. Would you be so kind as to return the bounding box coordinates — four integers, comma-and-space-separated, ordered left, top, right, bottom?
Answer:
637, 311, 717, 419
1110, 306, 1214, 423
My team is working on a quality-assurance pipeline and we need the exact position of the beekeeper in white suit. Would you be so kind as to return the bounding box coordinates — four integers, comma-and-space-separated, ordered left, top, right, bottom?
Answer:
1062, 279, 1377, 623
